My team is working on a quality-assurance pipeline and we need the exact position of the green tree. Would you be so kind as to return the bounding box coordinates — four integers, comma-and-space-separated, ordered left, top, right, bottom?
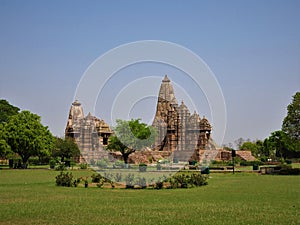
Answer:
264, 130, 296, 159
0, 124, 12, 157
240, 140, 265, 158
282, 92, 300, 155
2, 111, 54, 167
282, 92, 300, 141
0, 139, 12, 158
52, 137, 80, 162
240, 141, 259, 156
106, 119, 157, 164
0, 99, 20, 123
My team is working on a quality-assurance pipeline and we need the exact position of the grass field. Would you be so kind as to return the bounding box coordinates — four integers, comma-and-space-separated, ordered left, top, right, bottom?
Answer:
0, 169, 299, 225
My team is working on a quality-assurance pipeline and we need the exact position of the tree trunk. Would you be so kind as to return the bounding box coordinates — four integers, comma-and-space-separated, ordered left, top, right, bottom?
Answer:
123, 153, 129, 164
21, 155, 29, 169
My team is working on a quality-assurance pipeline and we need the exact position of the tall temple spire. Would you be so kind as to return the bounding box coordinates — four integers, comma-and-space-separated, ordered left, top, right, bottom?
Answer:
68, 100, 84, 121
158, 75, 177, 105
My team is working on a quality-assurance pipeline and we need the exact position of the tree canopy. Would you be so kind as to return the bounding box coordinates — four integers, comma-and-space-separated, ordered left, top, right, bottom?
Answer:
280, 92, 300, 158
240, 141, 259, 156
52, 137, 80, 162
0, 99, 20, 123
2, 110, 54, 166
264, 130, 297, 159
282, 92, 300, 141
106, 119, 157, 164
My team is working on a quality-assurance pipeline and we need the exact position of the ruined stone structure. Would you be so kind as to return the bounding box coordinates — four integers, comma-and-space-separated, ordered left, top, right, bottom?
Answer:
65, 100, 112, 163
152, 75, 216, 161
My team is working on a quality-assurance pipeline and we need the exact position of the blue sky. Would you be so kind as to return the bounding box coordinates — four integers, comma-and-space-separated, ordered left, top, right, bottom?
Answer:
0, 0, 299, 146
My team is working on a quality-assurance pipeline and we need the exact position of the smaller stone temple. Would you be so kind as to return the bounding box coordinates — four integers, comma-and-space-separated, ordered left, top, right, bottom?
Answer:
65, 100, 112, 163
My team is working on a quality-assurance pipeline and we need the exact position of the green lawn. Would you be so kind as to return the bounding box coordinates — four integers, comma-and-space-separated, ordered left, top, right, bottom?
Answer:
0, 169, 299, 225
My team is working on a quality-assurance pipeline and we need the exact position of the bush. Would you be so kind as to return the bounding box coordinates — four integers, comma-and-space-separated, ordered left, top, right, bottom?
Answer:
91, 173, 104, 183
113, 160, 125, 169
167, 172, 208, 189
49, 159, 56, 169
279, 167, 300, 175
79, 163, 88, 169
155, 181, 164, 189
125, 173, 135, 189
156, 163, 161, 171
55, 172, 74, 187
190, 173, 208, 186
55, 162, 66, 171
285, 159, 292, 164
96, 159, 108, 168
114, 173, 122, 182
28, 157, 40, 165
97, 182, 104, 188
139, 163, 147, 172
189, 160, 197, 166
240, 160, 263, 166
136, 177, 147, 189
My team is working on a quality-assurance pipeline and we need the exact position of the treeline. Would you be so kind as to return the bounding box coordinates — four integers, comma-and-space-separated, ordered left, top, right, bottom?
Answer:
0, 100, 80, 168
224, 92, 300, 161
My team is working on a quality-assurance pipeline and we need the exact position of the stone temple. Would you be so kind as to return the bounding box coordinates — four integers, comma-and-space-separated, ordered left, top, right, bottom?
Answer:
152, 75, 217, 162
65, 100, 112, 163
65, 76, 256, 164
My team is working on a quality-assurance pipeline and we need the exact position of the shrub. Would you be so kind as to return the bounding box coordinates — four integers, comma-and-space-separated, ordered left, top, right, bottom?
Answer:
240, 160, 263, 166
279, 167, 300, 175
114, 173, 122, 182
97, 182, 104, 188
156, 163, 161, 171
70, 161, 76, 169
136, 177, 147, 189
73, 178, 80, 187
91, 173, 103, 183
91, 174, 105, 187
190, 173, 208, 186
155, 181, 164, 189
113, 160, 125, 169
102, 173, 115, 188
139, 163, 147, 172
55, 172, 74, 187
96, 158, 108, 168
285, 159, 292, 165
125, 173, 135, 189
81, 177, 88, 188
49, 159, 56, 169
188, 160, 197, 166
28, 157, 40, 165
79, 163, 88, 169
166, 172, 208, 189
55, 162, 66, 171
167, 177, 179, 189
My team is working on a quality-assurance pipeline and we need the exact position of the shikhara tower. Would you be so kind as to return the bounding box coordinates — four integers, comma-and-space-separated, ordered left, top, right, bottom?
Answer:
152, 75, 216, 160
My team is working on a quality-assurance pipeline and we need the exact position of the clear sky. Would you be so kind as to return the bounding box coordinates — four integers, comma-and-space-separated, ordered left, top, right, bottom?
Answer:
0, 0, 299, 146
